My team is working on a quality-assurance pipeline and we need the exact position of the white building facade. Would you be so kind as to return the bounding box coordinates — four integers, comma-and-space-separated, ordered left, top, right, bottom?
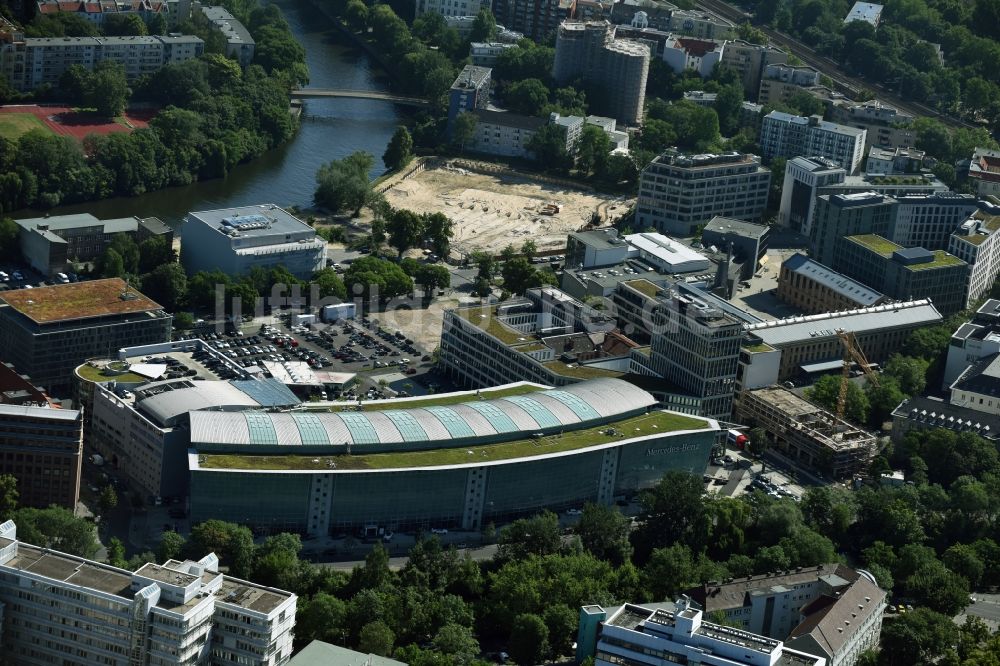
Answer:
415, 0, 491, 18
777, 156, 847, 234
759, 112, 867, 174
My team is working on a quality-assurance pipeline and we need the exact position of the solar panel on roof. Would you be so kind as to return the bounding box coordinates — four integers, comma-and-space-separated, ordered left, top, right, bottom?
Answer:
338, 412, 380, 444
502, 396, 561, 428
544, 390, 601, 420
424, 406, 477, 438
244, 413, 278, 445
292, 414, 330, 446
383, 410, 428, 442
464, 401, 518, 433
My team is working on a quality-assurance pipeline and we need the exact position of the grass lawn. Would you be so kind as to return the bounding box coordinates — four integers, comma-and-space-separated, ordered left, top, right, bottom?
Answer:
199, 410, 709, 471
0, 113, 50, 140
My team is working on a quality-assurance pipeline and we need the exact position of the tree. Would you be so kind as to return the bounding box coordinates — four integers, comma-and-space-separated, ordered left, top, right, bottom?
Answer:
883, 354, 929, 396
359, 620, 395, 656
576, 503, 633, 566
505, 78, 550, 116
497, 511, 563, 562
527, 124, 572, 172
383, 126, 414, 171
642, 543, 697, 600
344, 256, 413, 301
879, 607, 958, 666
509, 613, 549, 665
866, 376, 907, 427
344, 0, 369, 31
12, 506, 98, 558
0, 474, 18, 520
501, 257, 541, 295
141, 263, 187, 312
714, 83, 744, 135
386, 208, 425, 258
747, 426, 769, 458
414, 264, 450, 295
576, 125, 611, 176
98, 248, 125, 278
451, 112, 478, 153
98, 485, 118, 514
315, 151, 374, 215
805, 374, 869, 424
432, 623, 480, 664
423, 212, 454, 258
138, 236, 175, 273
542, 605, 578, 656
157, 530, 185, 562
109, 233, 140, 275
106, 536, 127, 568
186, 520, 256, 578
633, 471, 707, 561
103, 14, 148, 36
88, 61, 129, 118
296, 593, 349, 645
312, 268, 347, 300
470, 7, 498, 42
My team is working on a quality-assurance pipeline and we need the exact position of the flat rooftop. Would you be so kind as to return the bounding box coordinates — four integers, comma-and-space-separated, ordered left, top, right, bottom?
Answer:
4, 543, 133, 600
186, 205, 311, 240
0, 278, 163, 325
195, 409, 709, 471
781, 253, 883, 305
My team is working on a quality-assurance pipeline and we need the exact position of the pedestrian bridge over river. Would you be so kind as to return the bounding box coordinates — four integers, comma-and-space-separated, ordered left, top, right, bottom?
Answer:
290, 89, 430, 107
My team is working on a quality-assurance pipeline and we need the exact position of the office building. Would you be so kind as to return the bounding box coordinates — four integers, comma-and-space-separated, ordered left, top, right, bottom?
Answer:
949, 353, 1000, 416
660, 35, 725, 77
187, 379, 720, 534
777, 157, 847, 233
889, 192, 980, 250
828, 99, 915, 151
16, 213, 172, 276
415, 0, 491, 18
0, 403, 82, 511
491, 0, 574, 41
469, 41, 518, 66
664, 8, 735, 39
199, 5, 254, 66
810, 192, 895, 266
685, 564, 886, 649
892, 394, 1000, 445
565, 229, 630, 268
0, 279, 171, 394
736, 386, 877, 477
180, 205, 325, 280
647, 289, 743, 420
818, 172, 948, 200
777, 253, 885, 314
552, 21, 650, 125
865, 146, 924, 175
701, 217, 769, 280
576, 598, 827, 666
448, 64, 492, 126
759, 112, 867, 173
844, 1, 883, 27
949, 206, 1000, 306
833, 235, 969, 315
968, 147, 1000, 199
289, 641, 408, 666
944, 299, 1000, 387
624, 232, 712, 273
0, 26, 203, 91
757, 64, 821, 106
0, 520, 296, 666
720, 40, 788, 100
636, 150, 771, 236
739, 300, 942, 388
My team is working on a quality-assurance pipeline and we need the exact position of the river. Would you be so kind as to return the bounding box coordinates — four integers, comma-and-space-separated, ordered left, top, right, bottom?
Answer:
37, 0, 402, 224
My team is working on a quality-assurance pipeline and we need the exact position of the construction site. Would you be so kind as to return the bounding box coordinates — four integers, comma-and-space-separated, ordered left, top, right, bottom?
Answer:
381, 162, 625, 257
735, 385, 877, 479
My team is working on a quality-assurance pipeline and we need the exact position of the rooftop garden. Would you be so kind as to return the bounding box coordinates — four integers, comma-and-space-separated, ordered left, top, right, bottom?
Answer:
198, 410, 708, 471
323, 384, 545, 412
907, 251, 967, 270
744, 342, 775, 353
75, 363, 146, 384
849, 234, 901, 256
623, 279, 663, 298
542, 360, 623, 379
455, 306, 531, 345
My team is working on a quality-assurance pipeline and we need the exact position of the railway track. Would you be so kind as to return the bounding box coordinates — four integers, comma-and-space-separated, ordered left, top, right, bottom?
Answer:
696, 0, 976, 129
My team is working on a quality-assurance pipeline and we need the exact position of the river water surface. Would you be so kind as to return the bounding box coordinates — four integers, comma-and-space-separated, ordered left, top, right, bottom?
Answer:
38, 0, 402, 224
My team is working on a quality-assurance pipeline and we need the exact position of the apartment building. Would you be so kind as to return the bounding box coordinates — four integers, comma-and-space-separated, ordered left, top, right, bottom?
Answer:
810, 192, 895, 266
777, 156, 847, 233
0, 279, 171, 395
949, 353, 1000, 417
576, 599, 827, 666
415, 0, 491, 18
759, 112, 867, 173
949, 206, 1000, 305
844, 1, 883, 27
0, 404, 82, 511
16, 212, 173, 276
34, 0, 168, 25
469, 41, 518, 66
0, 520, 296, 666
757, 63, 820, 106
491, 0, 574, 41
968, 147, 1000, 199
736, 386, 877, 477
833, 235, 970, 315
448, 64, 492, 126
738, 300, 943, 389
636, 150, 771, 236
0, 29, 203, 91
944, 299, 1000, 387
828, 99, 915, 151
552, 20, 649, 125
660, 35, 725, 77
777, 253, 885, 314
199, 5, 254, 66
180, 205, 325, 280
719, 40, 787, 100
865, 146, 924, 175
666, 8, 736, 39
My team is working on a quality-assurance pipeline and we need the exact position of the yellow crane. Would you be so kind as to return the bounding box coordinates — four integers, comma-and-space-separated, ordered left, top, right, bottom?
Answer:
836, 329, 879, 420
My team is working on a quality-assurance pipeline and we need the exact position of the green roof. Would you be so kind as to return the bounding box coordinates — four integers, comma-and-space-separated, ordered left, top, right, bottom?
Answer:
744, 342, 775, 353
622, 279, 663, 298
74, 363, 147, 384
542, 360, 623, 379
322, 384, 544, 412
906, 250, 966, 271
198, 410, 708, 471
848, 234, 901, 256
454, 305, 528, 345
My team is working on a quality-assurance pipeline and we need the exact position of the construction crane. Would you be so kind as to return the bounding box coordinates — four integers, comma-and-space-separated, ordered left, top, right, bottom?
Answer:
835, 329, 879, 420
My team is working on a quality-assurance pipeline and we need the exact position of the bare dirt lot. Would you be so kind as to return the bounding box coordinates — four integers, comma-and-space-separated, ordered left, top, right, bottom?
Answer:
383, 165, 623, 256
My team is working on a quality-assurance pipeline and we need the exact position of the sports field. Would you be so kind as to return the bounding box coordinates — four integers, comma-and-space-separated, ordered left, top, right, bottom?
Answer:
0, 105, 153, 141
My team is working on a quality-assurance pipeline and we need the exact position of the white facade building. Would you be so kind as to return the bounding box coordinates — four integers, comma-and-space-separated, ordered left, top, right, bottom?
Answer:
844, 1, 883, 27
968, 147, 1000, 199
777, 156, 847, 234
624, 232, 711, 273
0, 520, 296, 666
180, 205, 325, 279
416, 0, 491, 18
661, 35, 726, 77
944, 299, 1000, 388
759, 112, 867, 173
949, 205, 1000, 306
199, 5, 255, 66
469, 41, 518, 66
